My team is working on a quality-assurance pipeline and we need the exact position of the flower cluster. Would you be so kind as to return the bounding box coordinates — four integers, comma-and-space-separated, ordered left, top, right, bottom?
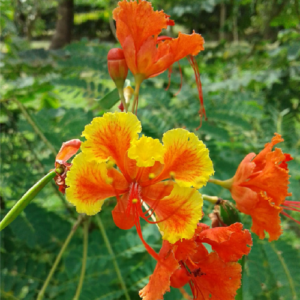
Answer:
50, 1, 298, 299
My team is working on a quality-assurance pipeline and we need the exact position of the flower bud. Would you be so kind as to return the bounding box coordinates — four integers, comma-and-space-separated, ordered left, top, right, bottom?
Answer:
107, 48, 128, 89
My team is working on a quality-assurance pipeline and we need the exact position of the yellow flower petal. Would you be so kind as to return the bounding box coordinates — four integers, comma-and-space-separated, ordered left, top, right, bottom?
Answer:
65, 153, 128, 215
158, 128, 214, 188
128, 135, 165, 167
144, 184, 203, 244
81, 112, 141, 175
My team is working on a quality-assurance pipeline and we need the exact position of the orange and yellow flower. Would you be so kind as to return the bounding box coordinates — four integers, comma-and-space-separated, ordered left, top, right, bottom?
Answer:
139, 222, 252, 300
65, 112, 214, 256
230, 133, 294, 241
112, 0, 206, 124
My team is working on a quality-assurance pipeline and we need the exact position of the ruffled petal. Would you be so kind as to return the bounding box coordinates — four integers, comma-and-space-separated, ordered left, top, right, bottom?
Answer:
197, 223, 252, 262
190, 252, 242, 300
55, 139, 81, 163
128, 135, 165, 167
164, 31, 204, 61
174, 238, 198, 262
145, 184, 203, 244
139, 241, 179, 300
252, 133, 283, 171
113, 0, 170, 51
81, 112, 141, 178
250, 192, 283, 241
158, 128, 214, 188
231, 153, 259, 212
65, 153, 128, 215
242, 148, 291, 206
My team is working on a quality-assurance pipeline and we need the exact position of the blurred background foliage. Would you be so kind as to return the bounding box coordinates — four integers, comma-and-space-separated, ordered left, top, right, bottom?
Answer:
1, 0, 300, 299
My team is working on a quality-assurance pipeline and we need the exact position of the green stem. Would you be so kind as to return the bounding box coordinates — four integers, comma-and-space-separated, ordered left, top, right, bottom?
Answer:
202, 194, 220, 204
73, 218, 89, 300
37, 216, 83, 300
208, 178, 233, 189
132, 77, 142, 113
14, 99, 57, 157
95, 215, 131, 300
118, 87, 128, 112
0, 170, 56, 231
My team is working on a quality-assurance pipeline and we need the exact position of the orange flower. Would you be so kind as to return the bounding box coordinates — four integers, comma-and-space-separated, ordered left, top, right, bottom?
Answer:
230, 133, 294, 241
54, 139, 81, 194
139, 223, 252, 300
65, 112, 214, 259
113, 0, 206, 125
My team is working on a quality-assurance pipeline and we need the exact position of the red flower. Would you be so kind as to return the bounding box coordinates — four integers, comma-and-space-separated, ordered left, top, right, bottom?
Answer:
230, 133, 295, 241
113, 0, 206, 126
139, 223, 252, 300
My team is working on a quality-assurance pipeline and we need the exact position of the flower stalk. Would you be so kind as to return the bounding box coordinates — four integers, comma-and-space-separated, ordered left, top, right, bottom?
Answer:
73, 217, 89, 300
37, 216, 84, 300
0, 170, 57, 231
95, 215, 131, 300
208, 178, 233, 189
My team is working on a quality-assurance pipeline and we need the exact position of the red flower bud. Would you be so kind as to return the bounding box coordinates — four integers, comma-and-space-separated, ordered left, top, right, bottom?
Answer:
107, 48, 128, 88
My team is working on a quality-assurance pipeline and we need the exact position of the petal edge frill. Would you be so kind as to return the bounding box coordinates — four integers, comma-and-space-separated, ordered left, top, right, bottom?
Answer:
197, 223, 252, 262
139, 241, 179, 300
250, 193, 282, 241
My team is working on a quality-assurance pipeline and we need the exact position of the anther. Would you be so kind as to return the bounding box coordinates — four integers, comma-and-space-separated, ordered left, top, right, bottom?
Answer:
149, 173, 155, 179
106, 177, 114, 185
132, 198, 138, 204
169, 171, 176, 179
107, 160, 115, 170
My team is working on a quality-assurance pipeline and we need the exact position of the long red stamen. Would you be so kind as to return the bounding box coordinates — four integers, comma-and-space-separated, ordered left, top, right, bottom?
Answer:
187, 55, 206, 130
281, 211, 300, 224
281, 206, 300, 212
133, 207, 161, 261
283, 200, 300, 207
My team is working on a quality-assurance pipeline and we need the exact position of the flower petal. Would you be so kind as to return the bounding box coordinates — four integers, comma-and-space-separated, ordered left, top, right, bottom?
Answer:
252, 133, 283, 171
163, 31, 204, 61
242, 148, 291, 206
145, 184, 203, 244
191, 252, 242, 300
158, 128, 214, 188
128, 135, 165, 167
113, 0, 170, 52
65, 153, 128, 215
55, 139, 81, 163
139, 241, 179, 300
250, 192, 282, 241
141, 181, 174, 202
81, 112, 141, 178
197, 223, 252, 262
111, 193, 135, 230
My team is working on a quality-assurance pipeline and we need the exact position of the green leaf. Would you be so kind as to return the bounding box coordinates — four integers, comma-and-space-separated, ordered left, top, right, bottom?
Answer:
97, 88, 119, 110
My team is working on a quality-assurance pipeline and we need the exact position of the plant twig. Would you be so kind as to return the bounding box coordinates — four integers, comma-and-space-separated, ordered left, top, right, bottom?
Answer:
95, 215, 131, 300
0, 170, 56, 231
37, 216, 84, 300
73, 218, 89, 300
14, 99, 57, 157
